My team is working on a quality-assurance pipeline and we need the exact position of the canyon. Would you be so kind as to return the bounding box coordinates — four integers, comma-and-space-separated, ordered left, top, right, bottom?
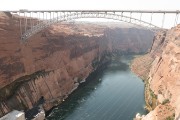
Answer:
0, 11, 154, 119
132, 25, 180, 120
2, 10, 180, 120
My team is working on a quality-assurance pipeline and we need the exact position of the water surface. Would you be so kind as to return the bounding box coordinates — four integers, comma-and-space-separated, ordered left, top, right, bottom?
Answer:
47, 55, 146, 120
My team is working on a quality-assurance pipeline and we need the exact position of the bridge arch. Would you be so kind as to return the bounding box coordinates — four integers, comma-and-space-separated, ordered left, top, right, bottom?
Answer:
22, 12, 160, 40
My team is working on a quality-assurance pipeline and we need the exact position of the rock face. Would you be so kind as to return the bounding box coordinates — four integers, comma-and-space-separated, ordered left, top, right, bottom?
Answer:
132, 25, 180, 120
105, 28, 154, 54
0, 12, 154, 117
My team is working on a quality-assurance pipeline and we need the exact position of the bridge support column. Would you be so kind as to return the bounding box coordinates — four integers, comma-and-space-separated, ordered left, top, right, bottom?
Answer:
24, 12, 28, 36
139, 13, 142, 25
19, 12, 22, 40
129, 12, 132, 22
161, 13, 165, 28
174, 13, 179, 26
150, 12, 153, 27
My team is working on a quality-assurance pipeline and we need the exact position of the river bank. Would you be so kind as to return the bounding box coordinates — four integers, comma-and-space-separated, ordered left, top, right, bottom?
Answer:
45, 54, 111, 117
46, 55, 146, 120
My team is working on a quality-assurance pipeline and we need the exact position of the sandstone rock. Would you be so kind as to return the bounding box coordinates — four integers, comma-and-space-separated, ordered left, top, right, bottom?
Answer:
0, 12, 154, 117
157, 94, 165, 104
132, 24, 180, 119
0, 110, 25, 120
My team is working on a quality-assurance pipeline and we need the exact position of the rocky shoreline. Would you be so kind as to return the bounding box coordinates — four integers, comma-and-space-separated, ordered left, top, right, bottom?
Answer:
45, 54, 111, 118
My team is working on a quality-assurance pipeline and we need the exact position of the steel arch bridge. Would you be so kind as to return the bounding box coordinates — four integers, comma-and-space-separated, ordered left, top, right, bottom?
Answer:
5, 10, 180, 41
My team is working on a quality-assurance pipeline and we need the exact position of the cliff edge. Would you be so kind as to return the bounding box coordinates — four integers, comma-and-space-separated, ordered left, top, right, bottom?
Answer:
132, 25, 180, 120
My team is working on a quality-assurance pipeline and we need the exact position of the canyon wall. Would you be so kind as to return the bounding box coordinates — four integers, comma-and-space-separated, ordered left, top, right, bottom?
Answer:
132, 25, 180, 120
105, 28, 154, 54
0, 12, 153, 117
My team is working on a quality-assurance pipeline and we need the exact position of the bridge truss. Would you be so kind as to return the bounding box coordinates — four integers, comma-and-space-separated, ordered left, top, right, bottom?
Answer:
4, 10, 180, 41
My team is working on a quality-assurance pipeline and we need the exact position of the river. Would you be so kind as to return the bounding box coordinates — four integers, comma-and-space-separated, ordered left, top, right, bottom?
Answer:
47, 55, 146, 120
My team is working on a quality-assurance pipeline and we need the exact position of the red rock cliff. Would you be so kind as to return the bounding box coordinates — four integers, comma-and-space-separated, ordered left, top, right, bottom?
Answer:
0, 12, 154, 117
132, 25, 180, 120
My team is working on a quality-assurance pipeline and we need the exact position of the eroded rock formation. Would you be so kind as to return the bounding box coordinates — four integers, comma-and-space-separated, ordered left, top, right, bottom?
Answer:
132, 25, 180, 120
0, 12, 154, 117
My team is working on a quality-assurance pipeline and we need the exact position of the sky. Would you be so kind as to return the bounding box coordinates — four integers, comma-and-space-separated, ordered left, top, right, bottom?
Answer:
0, 0, 180, 28
0, 0, 180, 10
